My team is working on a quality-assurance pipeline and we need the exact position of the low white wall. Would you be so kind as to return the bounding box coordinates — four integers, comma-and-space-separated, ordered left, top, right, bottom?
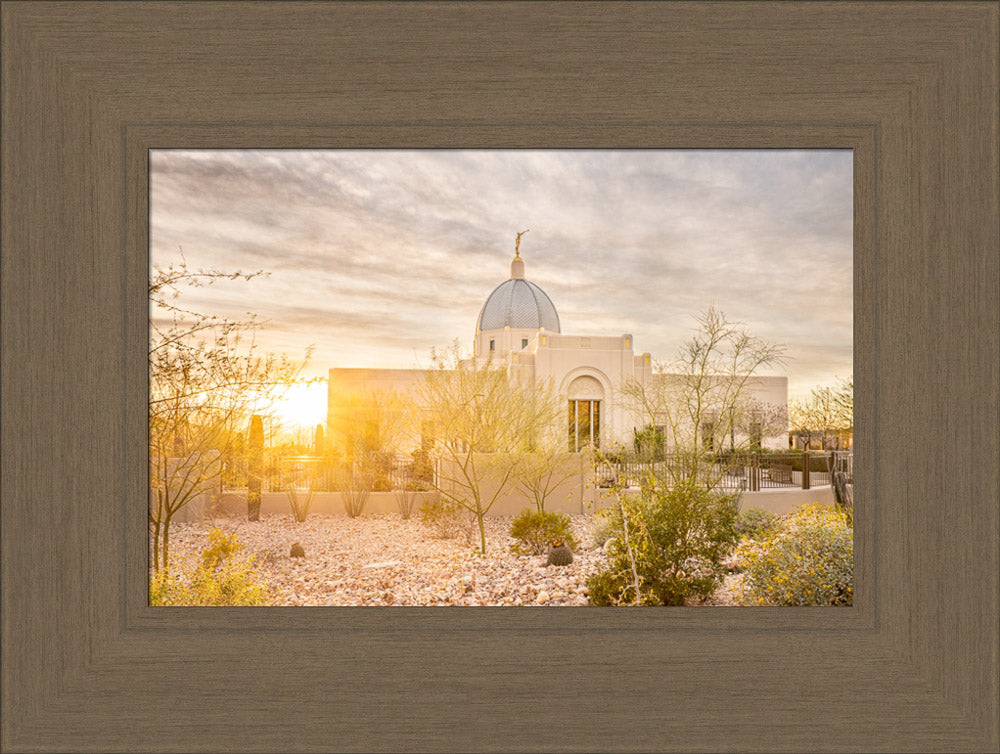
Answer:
170, 483, 834, 522
176, 491, 441, 520
736, 485, 835, 515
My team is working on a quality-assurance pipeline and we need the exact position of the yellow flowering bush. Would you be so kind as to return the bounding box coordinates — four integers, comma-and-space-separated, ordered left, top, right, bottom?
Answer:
738, 503, 853, 606
150, 529, 279, 606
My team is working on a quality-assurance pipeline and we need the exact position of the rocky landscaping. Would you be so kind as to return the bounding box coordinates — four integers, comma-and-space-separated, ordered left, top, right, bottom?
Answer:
159, 513, 744, 606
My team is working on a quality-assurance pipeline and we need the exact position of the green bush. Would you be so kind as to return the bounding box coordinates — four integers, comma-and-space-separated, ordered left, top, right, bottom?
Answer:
735, 507, 779, 540
753, 450, 831, 472
509, 508, 578, 555
587, 480, 739, 606
738, 503, 853, 606
150, 529, 279, 606
783, 452, 831, 473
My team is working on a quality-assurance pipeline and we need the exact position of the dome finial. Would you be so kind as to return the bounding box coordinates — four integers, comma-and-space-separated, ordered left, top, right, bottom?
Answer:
511, 229, 528, 279
514, 229, 528, 258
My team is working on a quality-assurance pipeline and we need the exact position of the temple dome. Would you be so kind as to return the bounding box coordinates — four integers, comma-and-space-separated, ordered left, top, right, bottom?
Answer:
476, 270, 561, 333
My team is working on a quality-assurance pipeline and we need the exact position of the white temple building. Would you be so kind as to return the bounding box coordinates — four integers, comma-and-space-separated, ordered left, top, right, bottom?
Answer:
328, 243, 788, 455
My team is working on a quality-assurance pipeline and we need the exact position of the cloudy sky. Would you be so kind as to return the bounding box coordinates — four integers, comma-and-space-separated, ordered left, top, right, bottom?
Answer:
150, 150, 852, 402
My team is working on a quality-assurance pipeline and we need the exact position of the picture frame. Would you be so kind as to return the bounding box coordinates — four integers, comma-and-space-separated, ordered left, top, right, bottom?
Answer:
2, 3, 996, 751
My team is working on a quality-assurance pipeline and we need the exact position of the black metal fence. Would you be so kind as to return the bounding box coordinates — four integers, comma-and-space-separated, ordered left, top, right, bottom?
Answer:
600, 451, 841, 493
222, 454, 433, 493
223, 450, 852, 496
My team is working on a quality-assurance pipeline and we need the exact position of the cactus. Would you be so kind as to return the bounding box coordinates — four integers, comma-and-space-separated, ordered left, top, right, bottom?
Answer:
546, 540, 574, 566
247, 414, 263, 521
314, 424, 325, 455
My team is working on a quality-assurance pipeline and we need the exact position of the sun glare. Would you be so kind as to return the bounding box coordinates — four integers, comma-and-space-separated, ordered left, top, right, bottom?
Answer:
273, 382, 327, 431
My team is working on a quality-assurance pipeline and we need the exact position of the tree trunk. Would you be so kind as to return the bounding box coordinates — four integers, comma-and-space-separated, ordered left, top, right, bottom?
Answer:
247, 414, 264, 521
162, 523, 171, 573
476, 512, 487, 554
152, 524, 160, 572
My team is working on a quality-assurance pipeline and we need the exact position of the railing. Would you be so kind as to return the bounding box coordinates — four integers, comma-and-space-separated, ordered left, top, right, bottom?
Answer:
221, 454, 433, 493
600, 451, 842, 493
832, 450, 853, 481
223, 450, 852, 497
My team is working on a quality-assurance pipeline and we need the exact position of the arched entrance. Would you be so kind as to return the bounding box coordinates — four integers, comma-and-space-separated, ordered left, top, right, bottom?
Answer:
567, 375, 605, 452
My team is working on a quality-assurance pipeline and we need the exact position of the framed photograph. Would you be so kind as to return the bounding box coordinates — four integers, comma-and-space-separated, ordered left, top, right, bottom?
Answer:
3, 2, 997, 752
148, 148, 854, 609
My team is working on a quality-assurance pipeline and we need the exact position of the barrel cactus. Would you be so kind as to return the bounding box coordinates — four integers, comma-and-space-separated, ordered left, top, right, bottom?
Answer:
546, 540, 573, 566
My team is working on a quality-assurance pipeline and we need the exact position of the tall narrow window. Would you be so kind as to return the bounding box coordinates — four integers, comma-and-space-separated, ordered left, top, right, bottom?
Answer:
592, 401, 600, 448
489, 339, 495, 351
568, 401, 576, 451
521, 338, 528, 349
568, 399, 601, 451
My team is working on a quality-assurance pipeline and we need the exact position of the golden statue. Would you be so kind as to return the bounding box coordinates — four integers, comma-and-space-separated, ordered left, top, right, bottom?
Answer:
514, 229, 529, 257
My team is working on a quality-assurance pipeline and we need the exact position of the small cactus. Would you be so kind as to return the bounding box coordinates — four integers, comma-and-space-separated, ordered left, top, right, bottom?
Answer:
546, 539, 573, 566
290, 542, 305, 558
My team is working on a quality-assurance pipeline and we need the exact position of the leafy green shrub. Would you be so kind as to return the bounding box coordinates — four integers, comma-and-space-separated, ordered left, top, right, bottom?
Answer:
783, 452, 831, 473
586, 480, 739, 606
738, 503, 853, 606
509, 508, 578, 555
150, 529, 278, 606
735, 507, 779, 540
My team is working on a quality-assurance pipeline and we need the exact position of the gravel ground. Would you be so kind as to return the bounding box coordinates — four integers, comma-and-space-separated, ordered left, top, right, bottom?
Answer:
161, 513, 742, 606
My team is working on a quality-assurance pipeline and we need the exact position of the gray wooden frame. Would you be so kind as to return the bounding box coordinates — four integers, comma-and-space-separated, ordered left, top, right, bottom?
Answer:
2, 2, 997, 752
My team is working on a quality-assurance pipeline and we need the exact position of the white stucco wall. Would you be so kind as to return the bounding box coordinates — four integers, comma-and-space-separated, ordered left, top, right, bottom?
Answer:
328, 252, 788, 457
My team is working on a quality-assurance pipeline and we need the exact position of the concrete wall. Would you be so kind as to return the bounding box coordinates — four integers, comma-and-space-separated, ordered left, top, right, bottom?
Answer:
736, 485, 835, 515
172, 483, 831, 523
174, 490, 443, 522
171, 469, 617, 522
436, 452, 602, 516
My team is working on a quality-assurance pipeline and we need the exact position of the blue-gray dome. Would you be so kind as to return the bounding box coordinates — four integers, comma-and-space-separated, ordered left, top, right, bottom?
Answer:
477, 278, 561, 332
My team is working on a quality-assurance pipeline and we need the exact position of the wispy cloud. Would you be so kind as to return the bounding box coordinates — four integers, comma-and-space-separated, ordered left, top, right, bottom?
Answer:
151, 149, 853, 399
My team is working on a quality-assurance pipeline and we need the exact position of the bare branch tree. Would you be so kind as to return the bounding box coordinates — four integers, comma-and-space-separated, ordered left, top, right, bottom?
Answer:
621, 307, 786, 490
411, 344, 561, 553
148, 256, 309, 571
789, 378, 852, 451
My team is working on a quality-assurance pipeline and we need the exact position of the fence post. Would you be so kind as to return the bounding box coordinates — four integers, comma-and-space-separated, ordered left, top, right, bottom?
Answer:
751, 453, 759, 492
802, 450, 810, 490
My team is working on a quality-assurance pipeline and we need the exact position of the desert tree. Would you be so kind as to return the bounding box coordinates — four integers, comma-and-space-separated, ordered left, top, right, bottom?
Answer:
789, 395, 823, 450
148, 255, 308, 571
340, 387, 409, 496
412, 343, 562, 553
789, 380, 851, 450
834, 375, 853, 442
621, 306, 786, 490
588, 308, 782, 606
512, 407, 582, 513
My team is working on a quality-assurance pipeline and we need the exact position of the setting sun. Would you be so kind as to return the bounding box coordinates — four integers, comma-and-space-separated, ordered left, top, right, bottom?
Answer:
272, 381, 327, 431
